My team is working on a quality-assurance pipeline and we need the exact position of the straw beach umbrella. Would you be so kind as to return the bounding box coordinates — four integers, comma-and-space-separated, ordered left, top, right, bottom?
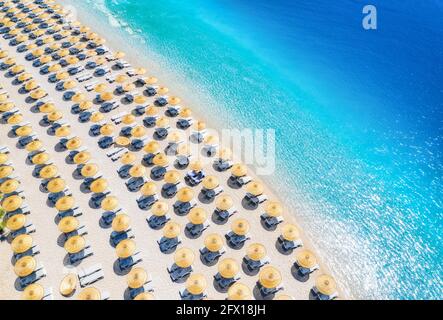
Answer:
15, 125, 32, 137
177, 187, 194, 203
116, 239, 136, 259
188, 207, 207, 225
265, 201, 283, 217
247, 181, 264, 196
14, 256, 36, 277
56, 196, 75, 212
127, 267, 148, 289
202, 176, 219, 190
58, 216, 79, 233
47, 178, 66, 194
218, 258, 239, 279
141, 182, 158, 197
81, 163, 98, 177
163, 221, 181, 239
2, 195, 23, 212
296, 250, 317, 269
231, 219, 250, 236
215, 194, 233, 211
64, 236, 86, 254
66, 137, 82, 150
246, 243, 267, 261
204, 233, 224, 252
315, 274, 337, 296
129, 164, 146, 178
153, 153, 169, 166
25, 140, 43, 152
144, 141, 160, 153
90, 178, 108, 193
78, 287, 101, 300
60, 274, 78, 297
100, 123, 115, 136
151, 201, 168, 216
186, 273, 207, 295
259, 266, 282, 289
32, 152, 50, 165
134, 292, 155, 300
0, 153, 9, 164
101, 196, 119, 211
0, 166, 13, 179
73, 151, 91, 164
6, 214, 26, 231
281, 224, 300, 241
231, 164, 247, 177
39, 164, 58, 179
11, 234, 33, 254
112, 214, 130, 233
275, 294, 295, 300
7, 114, 24, 125
227, 282, 251, 300
90, 112, 105, 123
164, 170, 181, 184
120, 152, 136, 165
22, 284, 44, 300
0, 178, 19, 194
174, 247, 195, 269
115, 136, 130, 147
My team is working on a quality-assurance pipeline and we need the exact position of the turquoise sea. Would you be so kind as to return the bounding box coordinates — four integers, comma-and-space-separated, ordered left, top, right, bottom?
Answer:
61, 0, 443, 299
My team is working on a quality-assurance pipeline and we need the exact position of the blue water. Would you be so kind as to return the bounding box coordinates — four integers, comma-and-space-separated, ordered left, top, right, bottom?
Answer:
64, 0, 443, 299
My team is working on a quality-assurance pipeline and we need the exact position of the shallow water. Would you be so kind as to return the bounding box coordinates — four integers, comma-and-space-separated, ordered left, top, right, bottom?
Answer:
62, 0, 443, 299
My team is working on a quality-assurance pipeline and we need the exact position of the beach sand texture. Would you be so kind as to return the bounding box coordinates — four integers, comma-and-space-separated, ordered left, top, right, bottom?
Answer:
0, 0, 341, 300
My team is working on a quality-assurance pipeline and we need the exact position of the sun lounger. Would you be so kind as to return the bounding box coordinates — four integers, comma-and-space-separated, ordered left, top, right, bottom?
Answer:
111, 112, 127, 124
119, 252, 142, 271
179, 289, 207, 301
106, 147, 125, 158
69, 246, 94, 265
199, 246, 226, 264
77, 73, 93, 83
84, 81, 98, 92
244, 255, 270, 272
79, 269, 105, 288
138, 194, 159, 211
9, 223, 36, 239
110, 229, 135, 247
78, 263, 103, 279
19, 267, 46, 288
14, 245, 41, 261
101, 291, 110, 300
312, 286, 338, 300
157, 236, 182, 253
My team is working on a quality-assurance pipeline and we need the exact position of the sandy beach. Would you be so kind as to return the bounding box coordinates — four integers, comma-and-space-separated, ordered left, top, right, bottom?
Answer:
0, 0, 342, 300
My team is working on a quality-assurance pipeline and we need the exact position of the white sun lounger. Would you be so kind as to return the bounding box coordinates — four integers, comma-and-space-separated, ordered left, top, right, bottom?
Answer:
84, 81, 98, 92
106, 147, 125, 158
80, 269, 105, 288
78, 263, 103, 279
42, 287, 54, 300
101, 291, 110, 300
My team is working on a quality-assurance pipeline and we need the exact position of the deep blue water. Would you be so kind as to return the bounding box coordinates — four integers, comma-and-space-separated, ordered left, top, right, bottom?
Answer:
64, 0, 443, 299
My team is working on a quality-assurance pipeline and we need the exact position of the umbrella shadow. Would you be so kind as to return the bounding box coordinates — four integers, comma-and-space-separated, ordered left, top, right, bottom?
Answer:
291, 265, 310, 282
57, 234, 67, 248
113, 260, 131, 276
241, 198, 259, 211
212, 278, 230, 294
14, 278, 25, 292
199, 254, 219, 267
183, 225, 203, 240
198, 192, 214, 205
260, 219, 278, 232
211, 212, 227, 226
275, 240, 293, 256
241, 260, 260, 277
63, 254, 82, 268
252, 285, 275, 301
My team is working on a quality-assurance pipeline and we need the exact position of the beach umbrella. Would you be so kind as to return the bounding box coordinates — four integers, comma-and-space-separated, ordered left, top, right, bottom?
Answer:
177, 187, 194, 203
204, 135, 218, 146
231, 219, 250, 236
134, 292, 155, 300
39, 55, 52, 64
168, 131, 183, 143
131, 125, 146, 138
247, 243, 267, 261
0, 166, 13, 179
265, 201, 283, 217
0, 153, 9, 164
0, 93, 9, 103
202, 176, 219, 190
7, 114, 24, 125
281, 224, 300, 241
296, 250, 317, 269
259, 266, 282, 289
101, 196, 119, 211
55, 126, 71, 138
75, 43, 88, 50
163, 221, 181, 239
215, 194, 233, 211
86, 50, 98, 57
135, 68, 146, 75
247, 181, 264, 196
174, 247, 195, 269
48, 64, 61, 73
129, 164, 146, 178
11, 65, 24, 75
60, 274, 78, 297
25, 140, 43, 152
6, 214, 26, 231
32, 152, 50, 165
188, 208, 207, 225
120, 152, 136, 165
274, 294, 295, 300
22, 284, 44, 300
50, 43, 61, 51
112, 214, 130, 233
152, 153, 169, 166
127, 267, 148, 289
77, 287, 101, 300
94, 83, 108, 94
2, 195, 23, 212
231, 164, 247, 177
90, 112, 105, 123
72, 93, 86, 103
123, 83, 136, 92
18, 73, 32, 82
58, 216, 79, 233
155, 116, 169, 128
14, 256, 36, 277
114, 51, 126, 59
100, 92, 113, 101
55, 196, 75, 212
80, 26, 91, 33
116, 74, 129, 83
141, 181, 157, 196
315, 274, 337, 296
0, 102, 14, 112
146, 77, 158, 85
90, 178, 108, 194
0, 178, 19, 194
11, 234, 33, 254
0, 50, 8, 58
43, 37, 54, 45
30, 89, 47, 100
16, 125, 32, 137
194, 121, 207, 132
47, 178, 66, 194
151, 201, 168, 216
158, 87, 169, 95
179, 108, 192, 118
56, 72, 69, 82
63, 80, 77, 90
116, 239, 136, 259
186, 273, 207, 295
204, 233, 224, 252
66, 137, 82, 150
100, 123, 115, 136
16, 35, 29, 43
4, 57, 15, 65
40, 102, 56, 113
227, 282, 252, 300
189, 160, 203, 172
169, 97, 181, 106
164, 170, 181, 184
115, 136, 130, 147
81, 163, 99, 177
144, 141, 160, 153
122, 114, 136, 125
65, 235, 86, 254
66, 56, 79, 65
39, 164, 58, 179
177, 144, 190, 156
32, 48, 44, 57
218, 258, 239, 279
73, 151, 91, 165
79, 101, 93, 110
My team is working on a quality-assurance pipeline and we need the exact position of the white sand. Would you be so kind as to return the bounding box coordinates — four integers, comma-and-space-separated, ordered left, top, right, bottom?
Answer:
0, 0, 344, 300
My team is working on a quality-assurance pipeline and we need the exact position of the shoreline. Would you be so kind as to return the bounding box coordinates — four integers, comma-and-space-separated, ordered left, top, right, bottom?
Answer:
58, 1, 347, 298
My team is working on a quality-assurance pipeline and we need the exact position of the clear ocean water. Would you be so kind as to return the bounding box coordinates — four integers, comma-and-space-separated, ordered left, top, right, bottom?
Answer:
62, 0, 443, 299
